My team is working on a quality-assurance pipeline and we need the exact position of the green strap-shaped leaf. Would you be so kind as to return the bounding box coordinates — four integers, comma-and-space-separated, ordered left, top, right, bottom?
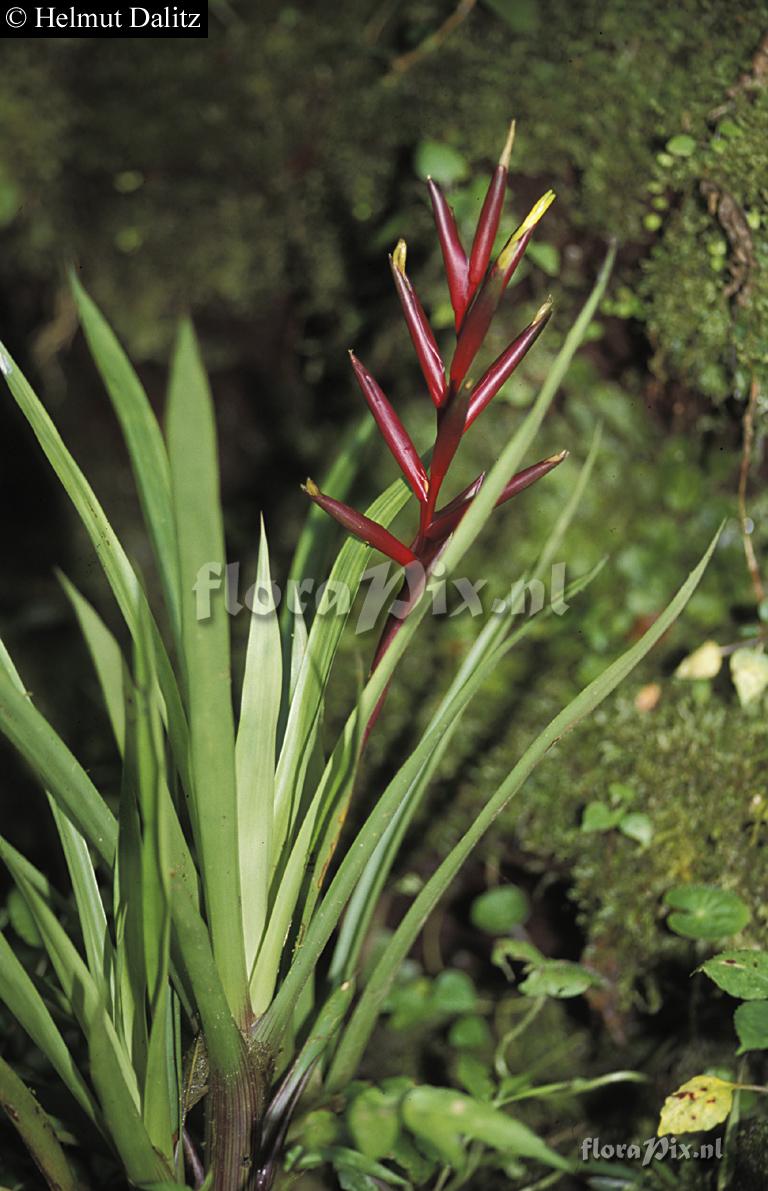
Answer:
326, 526, 720, 1088
263, 979, 355, 1154
328, 431, 603, 983
282, 416, 374, 639
58, 571, 128, 754
132, 600, 174, 1160
0, 842, 170, 1181
87, 1008, 174, 1186
0, 663, 116, 864
166, 320, 246, 1020
0, 931, 99, 1124
114, 746, 148, 1076
168, 869, 245, 1081
0, 838, 140, 1105
71, 275, 181, 644
0, 1054, 80, 1191
236, 518, 282, 980
48, 799, 114, 999
0, 635, 115, 993
0, 340, 190, 797
272, 475, 411, 866
251, 702, 360, 1014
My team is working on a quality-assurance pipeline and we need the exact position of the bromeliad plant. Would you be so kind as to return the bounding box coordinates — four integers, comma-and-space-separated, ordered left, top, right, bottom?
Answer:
0, 130, 717, 1191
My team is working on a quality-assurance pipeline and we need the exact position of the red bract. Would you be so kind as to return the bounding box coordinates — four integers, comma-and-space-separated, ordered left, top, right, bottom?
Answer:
427, 178, 469, 330
304, 125, 560, 690
468, 120, 516, 291
451, 190, 555, 388
302, 480, 417, 568
466, 298, 552, 429
349, 351, 429, 502
425, 451, 568, 543
389, 242, 446, 408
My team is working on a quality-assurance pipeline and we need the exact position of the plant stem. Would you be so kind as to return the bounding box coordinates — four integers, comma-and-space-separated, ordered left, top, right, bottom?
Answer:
208, 1047, 269, 1191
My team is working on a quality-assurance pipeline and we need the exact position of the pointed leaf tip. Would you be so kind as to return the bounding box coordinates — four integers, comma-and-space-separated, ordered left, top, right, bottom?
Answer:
499, 119, 516, 169
498, 191, 556, 269
389, 253, 446, 407
535, 296, 554, 323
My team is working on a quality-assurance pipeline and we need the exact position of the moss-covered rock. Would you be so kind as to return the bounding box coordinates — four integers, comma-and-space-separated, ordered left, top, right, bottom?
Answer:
491, 685, 768, 1008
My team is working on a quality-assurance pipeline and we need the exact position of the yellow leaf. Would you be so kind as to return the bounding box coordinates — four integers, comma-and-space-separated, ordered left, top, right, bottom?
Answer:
674, 641, 722, 681
658, 1074, 736, 1136
730, 648, 768, 708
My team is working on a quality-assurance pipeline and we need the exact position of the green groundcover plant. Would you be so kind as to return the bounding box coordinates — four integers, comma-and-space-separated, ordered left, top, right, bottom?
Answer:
0, 134, 718, 1189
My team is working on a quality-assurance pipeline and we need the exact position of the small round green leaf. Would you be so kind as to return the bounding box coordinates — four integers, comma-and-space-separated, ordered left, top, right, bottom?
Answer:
734, 1001, 768, 1054
448, 1014, 493, 1051
300, 1108, 343, 1149
619, 812, 653, 846
581, 801, 623, 833
431, 969, 477, 1014
347, 1087, 401, 1161
519, 960, 597, 999
666, 134, 697, 157
608, 782, 637, 804
455, 1052, 495, 1100
664, 885, 751, 941
470, 886, 530, 934
699, 950, 768, 999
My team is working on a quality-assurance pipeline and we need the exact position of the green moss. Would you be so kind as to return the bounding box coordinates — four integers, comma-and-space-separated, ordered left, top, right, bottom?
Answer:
640, 91, 768, 400
0, 1, 764, 406
729, 1120, 768, 1191
509, 687, 768, 1005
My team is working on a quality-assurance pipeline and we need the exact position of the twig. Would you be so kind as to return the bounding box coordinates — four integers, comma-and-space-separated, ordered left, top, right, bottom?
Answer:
719, 632, 767, 657
738, 374, 765, 606
386, 0, 477, 78
363, 0, 403, 45
493, 997, 546, 1081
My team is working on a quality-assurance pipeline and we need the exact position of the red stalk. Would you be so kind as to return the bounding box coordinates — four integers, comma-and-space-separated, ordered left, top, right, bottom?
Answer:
424, 387, 470, 529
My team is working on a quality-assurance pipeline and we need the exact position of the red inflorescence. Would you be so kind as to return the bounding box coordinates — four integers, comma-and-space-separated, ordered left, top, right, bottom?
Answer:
304, 124, 565, 639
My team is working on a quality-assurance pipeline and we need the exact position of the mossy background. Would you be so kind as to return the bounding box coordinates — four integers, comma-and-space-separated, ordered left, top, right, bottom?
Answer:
1, 3, 768, 1187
